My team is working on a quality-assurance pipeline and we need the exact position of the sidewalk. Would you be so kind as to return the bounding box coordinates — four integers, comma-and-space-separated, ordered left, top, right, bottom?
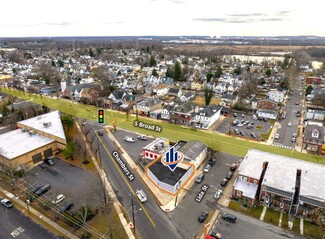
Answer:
0, 186, 78, 239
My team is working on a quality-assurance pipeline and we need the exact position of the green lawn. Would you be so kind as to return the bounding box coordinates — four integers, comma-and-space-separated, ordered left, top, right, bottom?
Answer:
292, 218, 300, 233
264, 208, 281, 225
228, 201, 263, 219
282, 213, 289, 228
1, 87, 324, 164
304, 220, 325, 239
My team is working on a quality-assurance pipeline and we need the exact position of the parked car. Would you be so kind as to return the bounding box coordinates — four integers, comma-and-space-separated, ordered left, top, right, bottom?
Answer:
250, 133, 257, 139
291, 137, 296, 142
220, 178, 228, 186
296, 111, 301, 117
137, 135, 148, 141
230, 163, 238, 171
44, 158, 54, 166
214, 190, 223, 200
32, 183, 44, 194
222, 213, 237, 223
208, 158, 216, 166
241, 114, 245, 118
226, 171, 233, 180
237, 123, 243, 127
295, 101, 299, 105
239, 130, 245, 136
247, 124, 253, 129
292, 133, 297, 138
1, 199, 13, 208
253, 115, 257, 120
288, 122, 292, 127
60, 203, 74, 212
124, 136, 135, 142
234, 128, 239, 134
52, 194, 65, 204
196, 173, 205, 183
274, 133, 280, 139
136, 189, 147, 203
233, 113, 237, 117
34, 184, 51, 196
209, 231, 222, 239
198, 211, 209, 222
203, 164, 212, 173
98, 131, 104, 136
263, 118, 268, 122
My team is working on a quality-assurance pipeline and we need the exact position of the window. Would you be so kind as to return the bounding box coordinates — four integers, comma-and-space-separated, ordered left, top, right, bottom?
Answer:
237, 191, 241, 197
253, 180, 257, 185
150, 154, 153, 158
243, 177, 247, 182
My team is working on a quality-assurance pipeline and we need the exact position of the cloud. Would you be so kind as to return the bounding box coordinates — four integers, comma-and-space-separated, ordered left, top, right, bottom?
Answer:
149, 0, 185, 3
193, 18, 226, 22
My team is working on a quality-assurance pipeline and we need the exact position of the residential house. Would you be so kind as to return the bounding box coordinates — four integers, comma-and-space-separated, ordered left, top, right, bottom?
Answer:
191, 81, 206, 91
303, 122, 325, 154
62, 83, 101, 101
168, 87, 182, 98
214, 83, 227, 94
171, 101, 197, 125
191, 104, 221, 129
306, 77, 322, 85
233, 149, 325, 216
220, 94, 238, 106
256, 109, 278, 120
134, 98, 163, 116
305, 109, 325, 121
175, 140, 208, 169
268, 89, 286, 103
257, 99, 278, 111
161, 107, 172, 121
179, 92, 195, 102
152, 83, 169, 96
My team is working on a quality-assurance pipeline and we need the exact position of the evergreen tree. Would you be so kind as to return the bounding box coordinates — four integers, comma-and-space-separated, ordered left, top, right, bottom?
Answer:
152, 68, 158, 77
150, 55, 157, 67
173, 61, 182, 81
214, 66, 223, 78
206, 72, 213, 83
205, 88, 214, 106
166, 67, 173, 78
89, 48, 94, 57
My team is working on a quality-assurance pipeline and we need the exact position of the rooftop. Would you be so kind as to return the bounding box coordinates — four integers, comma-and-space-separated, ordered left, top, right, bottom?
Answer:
148, 161, 187, 186
176, 140, 207, 162
234, 178, 258, 199
18, 110, 66, 141
240, 149, 325, 203
143, 138, 170, 154
0, 129, 55, 159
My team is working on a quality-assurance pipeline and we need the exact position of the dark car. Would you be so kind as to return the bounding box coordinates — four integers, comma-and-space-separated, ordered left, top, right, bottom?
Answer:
209, 231, 222, 239
222, 213, 237, 223
44, 158, 54, 166
226, 171, 233, 180
34, 184, 51, 196
32, 183, 44, 194
239, 130, 245, 136
98, 131, 104, 136
198, 211, 209, 222
296, 111, 301, 117
60, 202, 74, 212
196, 174, 205, 183
230, 163, 238, 171
220, 178, 228, 186
208, 158, 216, 166
250, 133, 257, 139
263, 118, 268, 122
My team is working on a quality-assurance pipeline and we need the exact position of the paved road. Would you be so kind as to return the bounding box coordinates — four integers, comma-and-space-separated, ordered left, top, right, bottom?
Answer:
168, 152, 241, 238
274, 89, 303, 148
0, 206, 56, 239
86, 122, 182, 239
214, 207, 305, 239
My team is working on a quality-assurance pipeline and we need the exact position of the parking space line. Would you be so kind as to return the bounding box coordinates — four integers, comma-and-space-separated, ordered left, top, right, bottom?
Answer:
97, 136, 156, 228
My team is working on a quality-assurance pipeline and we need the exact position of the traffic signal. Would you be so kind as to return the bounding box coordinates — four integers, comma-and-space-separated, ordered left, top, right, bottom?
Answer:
98, 110, 104, 123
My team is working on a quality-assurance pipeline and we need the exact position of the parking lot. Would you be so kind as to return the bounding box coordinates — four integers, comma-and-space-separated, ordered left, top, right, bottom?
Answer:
26, 157, 102, 213
168, 152, 241, 238
111, 129, 155, 161
216, 113, 273, 141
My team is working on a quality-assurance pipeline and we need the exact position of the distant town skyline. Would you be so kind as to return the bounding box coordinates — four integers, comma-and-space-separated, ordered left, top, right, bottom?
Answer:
1, 0, 323, 37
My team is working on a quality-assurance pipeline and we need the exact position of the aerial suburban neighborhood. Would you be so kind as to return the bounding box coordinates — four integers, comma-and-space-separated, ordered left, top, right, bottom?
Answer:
0, 35, 324, 239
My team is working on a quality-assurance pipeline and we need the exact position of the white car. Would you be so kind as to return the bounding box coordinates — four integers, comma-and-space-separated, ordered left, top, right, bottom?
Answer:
203, 164, 212, 173
274, 133, 280, 139
214, 190, 223, 200
292, 137, 296, 142
136, 189, 147, 203
124, 136, 135, 143
52, 194, 65, 204
288, 122, 292, 127
1, 199, 13, 208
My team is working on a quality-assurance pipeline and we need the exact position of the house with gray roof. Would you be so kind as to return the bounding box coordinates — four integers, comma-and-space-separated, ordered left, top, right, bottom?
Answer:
191, 104, 221, 129
303, 122, 325, 154
170, 101, 197, 125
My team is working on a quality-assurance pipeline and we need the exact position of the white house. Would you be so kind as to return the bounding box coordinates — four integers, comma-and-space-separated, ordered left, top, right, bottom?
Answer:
160, 108, 171, 120
256, 109, 278, 120
268, 89, 286, 103
191, 104, 221, 129
152, 84, 169, 96
215, 83, 226, 94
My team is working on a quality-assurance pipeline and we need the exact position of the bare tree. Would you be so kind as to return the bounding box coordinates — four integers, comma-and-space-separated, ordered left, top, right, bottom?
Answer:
33, 62, 61, 85
92, 65, 113, 89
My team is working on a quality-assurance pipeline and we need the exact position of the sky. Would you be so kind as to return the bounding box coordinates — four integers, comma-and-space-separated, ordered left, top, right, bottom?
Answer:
0, 0, 323, 37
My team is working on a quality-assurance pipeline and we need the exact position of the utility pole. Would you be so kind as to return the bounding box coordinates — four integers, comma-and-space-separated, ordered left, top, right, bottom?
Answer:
131, 195, 135, 233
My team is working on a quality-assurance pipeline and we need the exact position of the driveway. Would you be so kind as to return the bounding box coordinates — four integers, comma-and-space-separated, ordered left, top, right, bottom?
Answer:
168, 152, 241, 238
26, 158, 102, 211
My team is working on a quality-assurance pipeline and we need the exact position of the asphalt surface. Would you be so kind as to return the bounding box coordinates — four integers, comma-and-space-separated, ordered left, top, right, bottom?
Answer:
0, 206, 56, 239
274, 89, 303, 148
213, 207, 305, 239
168, 152, 241, 238
216, 114, 272, 141
86, 122, 182, 239
26, 157, 101, 212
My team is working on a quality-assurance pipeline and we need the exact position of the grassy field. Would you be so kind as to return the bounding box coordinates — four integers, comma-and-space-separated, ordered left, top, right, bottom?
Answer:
228, 201, 263, 219
264, 208, 281, 225
1, 87, 324, 164
304, 220, 325, 239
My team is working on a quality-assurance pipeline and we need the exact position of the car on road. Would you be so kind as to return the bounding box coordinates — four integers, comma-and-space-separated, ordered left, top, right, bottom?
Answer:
247, 124, 254, 129
222, 213, 237, 223
203, 164, 212, 173
196, 173, 205, 183
60, 203, 74, 212
52, 194, 65, 204
250, 133, 257, 139
44, 158, 54, 166
292, 133, 297, 137
34, 184, 51, 196
230, 163, 238, 171
292, 137, 296, 142
296, 111, 301, 117
137, 135, 148, 141
233, 113, 237, 117
295, 101, 299, 105
237, 123, 243, 127
274, 133, 280, 139
214, 189, 223, 200
239, 130, 245, 136
1, 199, 13, 208
136, 189, 147, 203
226, 171, 233, 180
208, 158, 216, 166
288, 122, 292, 127
220, 178, 228, 186
124, 136, 135, 143
98, 131, 104, 136
198, 211, 209, 222
241, 114, 245, 118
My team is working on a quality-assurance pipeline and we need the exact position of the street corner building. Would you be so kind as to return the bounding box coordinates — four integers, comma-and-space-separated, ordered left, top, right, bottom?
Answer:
0, 110, 66, 172
232, 149, 325, 216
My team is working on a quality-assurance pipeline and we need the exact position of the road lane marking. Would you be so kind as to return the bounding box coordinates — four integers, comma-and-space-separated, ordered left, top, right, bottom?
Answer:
97, 136, 156, 227
11, 227, 24, 238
